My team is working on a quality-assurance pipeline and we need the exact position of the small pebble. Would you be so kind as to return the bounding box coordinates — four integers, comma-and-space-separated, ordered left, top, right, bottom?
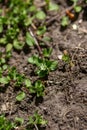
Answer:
58, 54, 63, 60
72, 24, 78, 30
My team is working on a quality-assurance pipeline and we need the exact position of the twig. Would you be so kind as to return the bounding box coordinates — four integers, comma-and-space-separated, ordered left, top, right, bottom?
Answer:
34, 124, 39, 130
46, 5, 74, 26
29, 27, 43, 57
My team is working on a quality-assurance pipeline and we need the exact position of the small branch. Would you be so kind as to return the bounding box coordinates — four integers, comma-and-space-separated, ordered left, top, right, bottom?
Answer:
29, 27, 43, 57
34, 124, 39, 130
46, 5, 74, 26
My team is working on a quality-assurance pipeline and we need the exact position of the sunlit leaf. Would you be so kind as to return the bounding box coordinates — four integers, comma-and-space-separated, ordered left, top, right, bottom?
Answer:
16, 92, 26, 101
36, 11, 46, 20
26, 32, 35, 46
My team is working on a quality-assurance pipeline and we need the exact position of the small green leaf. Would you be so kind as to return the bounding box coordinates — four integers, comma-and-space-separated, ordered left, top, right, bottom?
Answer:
1, 58, 6, 64
2, 64, 8, 70
28, 55, 40, 65
49, 61, 58, 71
0, 37, 7, 45
43, 48, 52, 57
6, 43, 13, 52
42, 36, 51, 42
62, 54, 70, 62
45, 0, 50, 5
36, 11, 46, 20
34, 80, 44, 97
29, 5, 36, 12
37, 26, 46, 35
0, 115, 14, 129
36, 69, 48, 78
13, 39, 24, 50
28, 111, 47, 126
25, 79, 32, 88
74, 6, 82, 13
15, 117, 24, 124
24, 17, 34, 26
0, 24, 3, 33
29, 80, 44, 97
28, 56, 35, 64
48, 2, 59, 11
26, 32, 35, 46
61, 16, 69, 27
0, 76, 10, 84
16, 92, 26, 101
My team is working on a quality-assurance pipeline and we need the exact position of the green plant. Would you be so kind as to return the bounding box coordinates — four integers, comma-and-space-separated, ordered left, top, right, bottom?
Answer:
0, 76, 10, 85
70, 0, 82, 13
15, 117, 24, 125
8, 67, 25, 87
28, 111, 47, 128
0, 115, 15, 130
35, 10, 46, 20
25, 79, 45, 97
61, 16, 69, 27
0, 0, 48, 53
37, 25, 47, 36
45, 0, 59, 11
28, 55, 58, 78
62, 53, 70, 63
43, 48, 52, 58
16, 91, 26, 101
26, 32, 35, 46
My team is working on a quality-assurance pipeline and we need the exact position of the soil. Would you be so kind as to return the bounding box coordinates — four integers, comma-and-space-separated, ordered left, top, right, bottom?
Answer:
0, 0, 87, 130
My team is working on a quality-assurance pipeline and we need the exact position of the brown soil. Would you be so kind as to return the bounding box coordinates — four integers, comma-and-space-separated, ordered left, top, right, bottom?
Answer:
0, 0, 87, 130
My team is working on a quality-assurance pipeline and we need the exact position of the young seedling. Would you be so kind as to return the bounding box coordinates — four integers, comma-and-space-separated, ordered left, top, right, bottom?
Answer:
28, 111, 47, 129
45, 0, 59, 11
15, 117, 24, 125
16, 91, 26, 101
70, 0, 82, 13
62, 50, 70, 63
25, 79, 45, 97
0, 0, 47, 53
61, 16, 69, 27
0, 76, 10, 85
28, 55, 58, 78
0, 115, 15, 130
8, 67, 25, 87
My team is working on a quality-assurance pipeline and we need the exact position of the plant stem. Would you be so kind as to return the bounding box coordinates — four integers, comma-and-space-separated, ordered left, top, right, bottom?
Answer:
29, 28, 43, 57
34, 124, 39, 130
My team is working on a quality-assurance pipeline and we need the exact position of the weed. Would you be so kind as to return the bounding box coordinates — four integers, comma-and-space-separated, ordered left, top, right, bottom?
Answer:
62, 51, 70, 63
25, 79, 45, 97
0, 0, 47, 52
16, 91, 26, 101
0, 115, 15, 130
0, 76, 10, 85
28, 55, 58, 78
61, 16, 69, 27
28, 111, 47, 129
8, 67, 25, 87
15, 117, 24, 126
45, 0, 59, 11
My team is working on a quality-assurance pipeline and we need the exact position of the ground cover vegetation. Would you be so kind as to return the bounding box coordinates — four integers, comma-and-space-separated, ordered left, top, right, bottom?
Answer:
0, 0, 87, 130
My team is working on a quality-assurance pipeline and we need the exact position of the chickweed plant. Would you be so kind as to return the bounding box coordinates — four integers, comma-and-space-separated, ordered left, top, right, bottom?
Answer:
28, 111, 47, 129
0, 0, 47, 51
0, 115, 15, 130
28, 54, 58, 78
